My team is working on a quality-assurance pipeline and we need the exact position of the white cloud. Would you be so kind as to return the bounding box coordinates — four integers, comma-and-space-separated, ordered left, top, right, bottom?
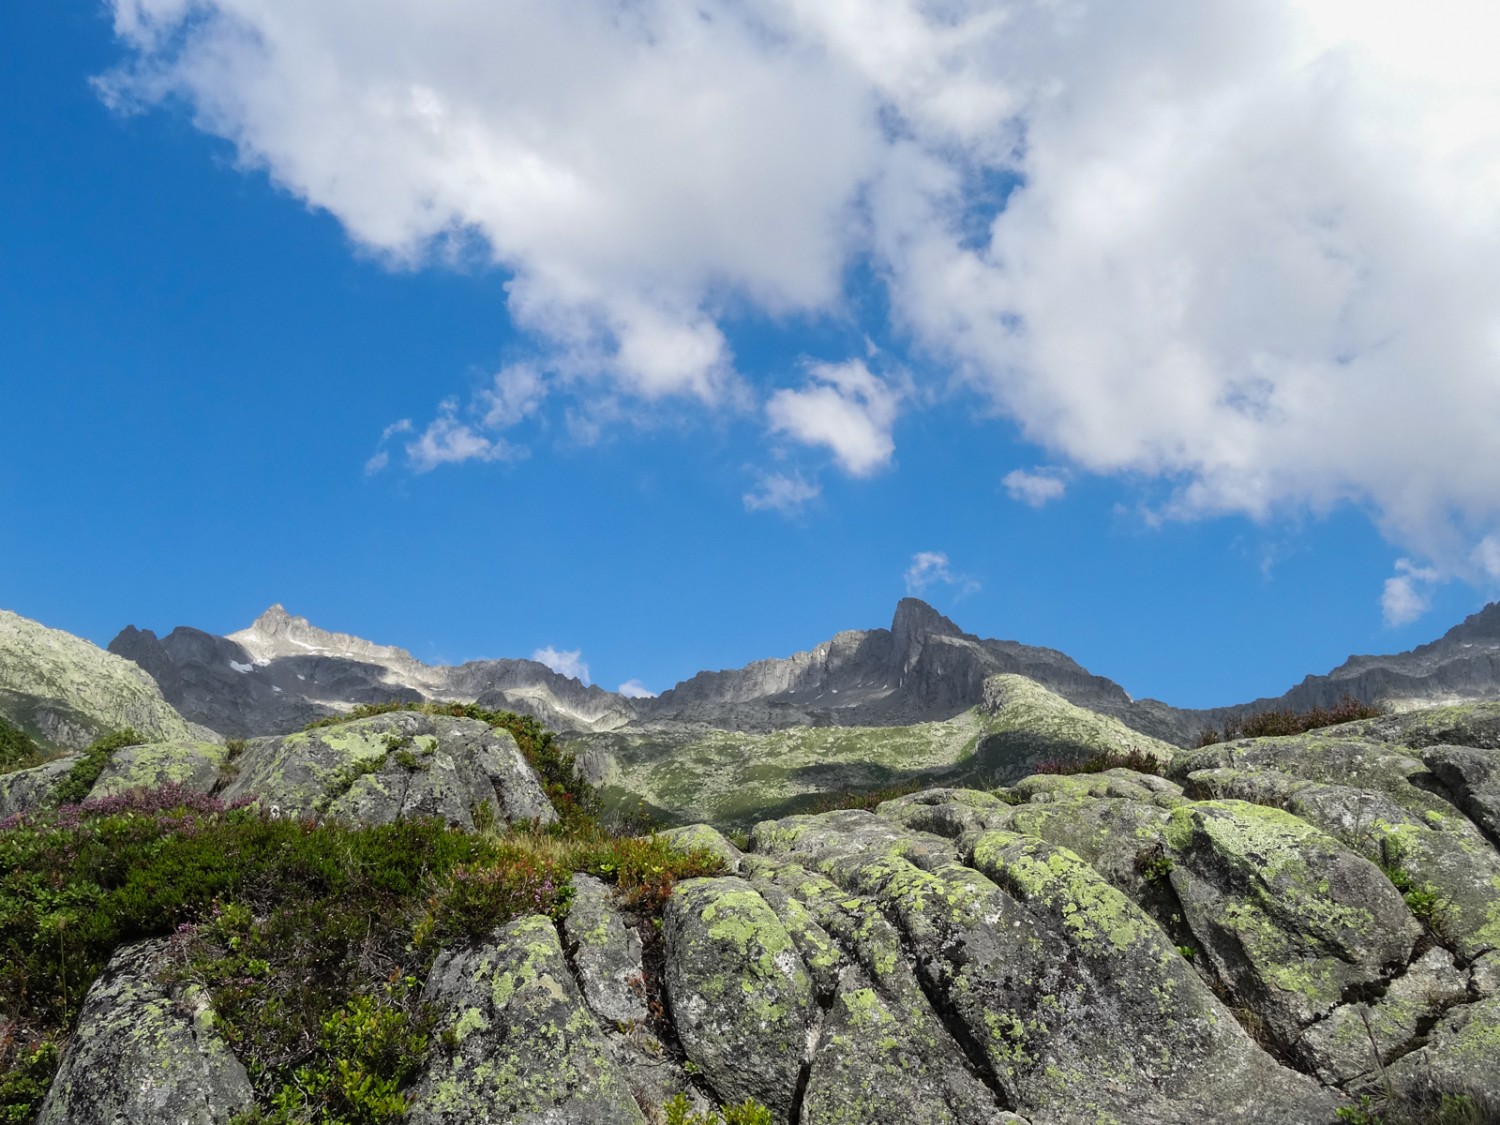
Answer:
766, 360, 901, 477
743, 471, 821, 516
1474, 536, 1500, 581
1382, 559, 1442, 627
405, 399, 522, 472
617, 679, 656, 699
1002, 468, 1067, 508
531, 646, 590, 684
101, 0, 1500, 585
480, 364, 547, 429
904, 551, 980, 599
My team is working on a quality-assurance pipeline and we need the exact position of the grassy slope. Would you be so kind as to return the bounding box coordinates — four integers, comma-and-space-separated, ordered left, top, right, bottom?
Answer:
579, 674, 1177, 827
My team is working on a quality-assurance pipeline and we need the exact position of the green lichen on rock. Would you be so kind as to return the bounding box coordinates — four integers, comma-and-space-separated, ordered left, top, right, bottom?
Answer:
87, 739, 228, 800
34, 939, 253, 1125
663, 877, 815, 1117
561, 873, 647, 1026
406, 913, 644, 1124
1164, 799, 1420, 1048
220, 712, 556, 827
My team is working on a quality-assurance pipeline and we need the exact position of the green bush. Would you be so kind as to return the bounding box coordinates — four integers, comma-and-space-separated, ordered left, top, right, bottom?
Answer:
1034, 748, 1165, 777
49, 728, 143, 806
0, 719, 41, 775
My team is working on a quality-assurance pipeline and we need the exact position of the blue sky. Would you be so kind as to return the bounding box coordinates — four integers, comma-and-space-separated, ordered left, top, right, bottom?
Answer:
3, 1, 1498, 709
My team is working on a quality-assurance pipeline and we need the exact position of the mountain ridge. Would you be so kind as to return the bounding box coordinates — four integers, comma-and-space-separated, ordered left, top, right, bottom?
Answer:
103, 596, 1500, 747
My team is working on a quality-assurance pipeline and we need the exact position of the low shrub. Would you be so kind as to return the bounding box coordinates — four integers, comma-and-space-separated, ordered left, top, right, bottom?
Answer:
802, 778, 930, 816
1034, 748, 1166, 777
1195, 696, 1384, 748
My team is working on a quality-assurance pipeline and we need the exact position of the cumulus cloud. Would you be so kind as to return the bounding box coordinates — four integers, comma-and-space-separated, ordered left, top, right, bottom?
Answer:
1003, 468, 1067, 508
531, 646, 590, 684
743, 471, 821, 516
1382, 560, 1443, 627
100, 0, 1500, 583
617, 679, 657, 699
766, 360, 901, 477
405, 399, 523, 472
904, 551, 980, 599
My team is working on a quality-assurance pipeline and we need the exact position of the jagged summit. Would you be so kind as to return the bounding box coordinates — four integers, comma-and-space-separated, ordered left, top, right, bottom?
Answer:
229, 604, 423, 671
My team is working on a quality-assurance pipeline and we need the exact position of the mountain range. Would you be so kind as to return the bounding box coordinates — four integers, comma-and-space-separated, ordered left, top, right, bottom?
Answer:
106, 596, 1500, 746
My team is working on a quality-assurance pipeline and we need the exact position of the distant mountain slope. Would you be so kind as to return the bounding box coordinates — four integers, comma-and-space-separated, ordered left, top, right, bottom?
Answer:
0, 609, 199, 749
109, 605, 638, 739
105, 597, 1500, 747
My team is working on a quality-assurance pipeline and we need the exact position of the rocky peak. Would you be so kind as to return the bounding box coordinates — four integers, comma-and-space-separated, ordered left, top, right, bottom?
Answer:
229, 605, 422, 672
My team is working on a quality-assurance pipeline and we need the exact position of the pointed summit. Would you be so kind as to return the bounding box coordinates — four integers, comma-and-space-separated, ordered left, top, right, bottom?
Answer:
890, 597, 963, 650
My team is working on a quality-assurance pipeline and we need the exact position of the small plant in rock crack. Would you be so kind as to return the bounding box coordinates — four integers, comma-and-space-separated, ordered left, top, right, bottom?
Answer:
662, 1092, 774, 1125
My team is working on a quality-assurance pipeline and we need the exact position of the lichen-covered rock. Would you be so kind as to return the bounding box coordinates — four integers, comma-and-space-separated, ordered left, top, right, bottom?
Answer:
220, 712, 556, 827
87, 738, 229, 799
35, 939, 253, 1125
752, 810, 1334, 1124
1294, 947, 1471, 1086
1187, 768, 1500, 960
0, 609, 198, 750
663, 877, 816, 1117
562, 874, 648, 1026
1009, 768, 1185, 807
967, 829, 1334, 1123
800, 967, 1007, 1125
657, 823, 745, 873
1378, 995, 1500, 1106
1170, 736, 1451, 822
1423, 744, 1500, 843
406, 914, 645, 1124
1164, 800, 1420, 1049
743, 853, 1004, 1125
0, 754, 76, 818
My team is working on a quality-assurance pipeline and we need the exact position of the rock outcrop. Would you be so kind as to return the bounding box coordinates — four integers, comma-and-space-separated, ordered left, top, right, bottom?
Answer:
24, 699, 1500, 1123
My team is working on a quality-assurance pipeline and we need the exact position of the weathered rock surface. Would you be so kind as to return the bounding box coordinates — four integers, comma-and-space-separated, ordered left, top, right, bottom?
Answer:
0, 609, 200, 750
36, 939, 254, 1125
663, 877, 816, 1117
406, 914, 645, 1124
219, 711, 556, 827
563, 873, 649, 1027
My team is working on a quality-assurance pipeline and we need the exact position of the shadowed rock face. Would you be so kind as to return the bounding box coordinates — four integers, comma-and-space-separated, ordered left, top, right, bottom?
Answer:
23, 700, 1500, 1123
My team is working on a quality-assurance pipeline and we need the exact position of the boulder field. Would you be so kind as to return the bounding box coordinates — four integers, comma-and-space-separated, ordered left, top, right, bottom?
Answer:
5, 704, 1500, 1123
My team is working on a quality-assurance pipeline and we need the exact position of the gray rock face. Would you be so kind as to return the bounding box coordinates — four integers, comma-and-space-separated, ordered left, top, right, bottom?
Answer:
562, 874, 648, 1027
406, 914, 645, 1124
1423, 744, 1500, 843
36, 939, 254, 1125
0, 755, 76, 818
